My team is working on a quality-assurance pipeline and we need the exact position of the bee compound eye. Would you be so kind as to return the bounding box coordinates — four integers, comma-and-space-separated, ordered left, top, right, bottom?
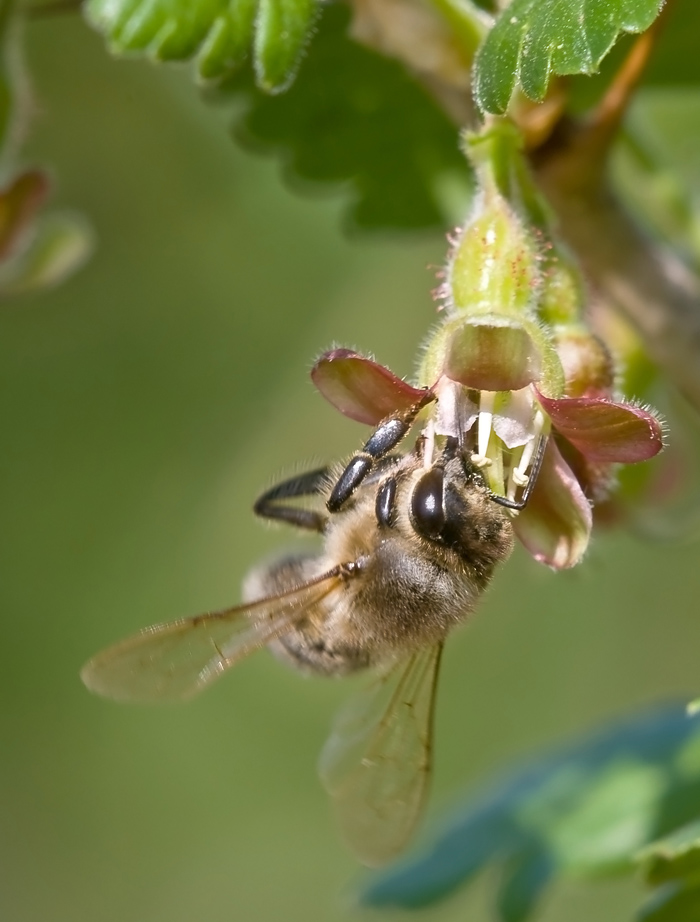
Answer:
410, 468, 446, 539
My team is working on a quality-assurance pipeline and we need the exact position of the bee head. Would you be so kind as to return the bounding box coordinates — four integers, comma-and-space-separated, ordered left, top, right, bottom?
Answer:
408, 454, 514, 576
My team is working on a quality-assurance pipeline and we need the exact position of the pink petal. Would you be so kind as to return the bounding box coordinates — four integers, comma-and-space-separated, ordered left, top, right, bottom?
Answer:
536, 392, 664, 463
513, 440, 592, 569
311, 349, 429, 426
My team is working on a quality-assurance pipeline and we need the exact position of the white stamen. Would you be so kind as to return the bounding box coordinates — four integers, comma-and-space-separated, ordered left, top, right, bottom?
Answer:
471, 390, 495, 468
470, 453, 493, 469
422, 419, 435, 469
478, 391, 495, 455
506, 408, 546, 499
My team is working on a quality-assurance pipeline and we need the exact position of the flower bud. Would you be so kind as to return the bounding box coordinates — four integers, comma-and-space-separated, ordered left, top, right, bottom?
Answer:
538, 246, 586, 326
446, 191, 541, 322
554, 326, 615, 398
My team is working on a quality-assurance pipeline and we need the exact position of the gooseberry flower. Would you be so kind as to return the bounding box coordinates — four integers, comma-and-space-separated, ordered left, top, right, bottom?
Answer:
312, 122, 664, 569
311, 348, 663, 569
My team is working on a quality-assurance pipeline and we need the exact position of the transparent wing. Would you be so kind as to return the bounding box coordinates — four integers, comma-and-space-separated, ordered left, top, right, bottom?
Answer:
81, 570, 343, 703
318, 642, 444, 866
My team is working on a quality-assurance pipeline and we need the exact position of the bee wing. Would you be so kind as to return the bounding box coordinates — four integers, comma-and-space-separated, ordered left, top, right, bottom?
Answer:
81, 570, 344, 703
318, 642, 444, 866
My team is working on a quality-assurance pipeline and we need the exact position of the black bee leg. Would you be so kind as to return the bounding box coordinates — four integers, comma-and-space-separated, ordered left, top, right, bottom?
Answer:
327, 392, 436, 513
254, 467, 330, 533
487, 434, 549, 511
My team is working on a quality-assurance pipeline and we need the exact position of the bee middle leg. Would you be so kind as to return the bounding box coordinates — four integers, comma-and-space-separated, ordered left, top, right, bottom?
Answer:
254, 467, 331, 532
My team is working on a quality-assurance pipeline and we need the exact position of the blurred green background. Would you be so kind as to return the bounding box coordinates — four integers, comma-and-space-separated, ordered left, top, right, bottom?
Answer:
2, 13, 700, 922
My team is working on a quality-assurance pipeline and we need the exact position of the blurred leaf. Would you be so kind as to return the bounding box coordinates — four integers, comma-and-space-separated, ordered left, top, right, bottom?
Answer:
637, 883, 700, 922
226, 4, 471, 231
84, 0, 318, 92
639, 819, 700, 886
0, 169, 48, 260
0, 211, 94, 296
361, 704, 700, 919
496, 851, 553, 922
643, 0, 700, 87
474, 0, 664, 114
636, 821, 700, 922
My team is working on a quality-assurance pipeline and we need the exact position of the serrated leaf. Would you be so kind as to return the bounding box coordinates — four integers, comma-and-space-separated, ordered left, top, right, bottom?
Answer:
474, 0, 664, 115
225, 4, 471, 231
254, 0, 317, 93
361, 704, 700, 919
84, 0, 318, 91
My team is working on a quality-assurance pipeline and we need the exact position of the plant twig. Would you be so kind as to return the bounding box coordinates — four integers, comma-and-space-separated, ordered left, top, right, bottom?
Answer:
24, 0, 81, 18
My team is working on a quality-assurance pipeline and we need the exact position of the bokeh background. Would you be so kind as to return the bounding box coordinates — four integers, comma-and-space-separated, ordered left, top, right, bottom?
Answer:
1, 13, 700, 922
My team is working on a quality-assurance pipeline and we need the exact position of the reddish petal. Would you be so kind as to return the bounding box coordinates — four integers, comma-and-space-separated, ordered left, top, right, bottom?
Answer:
513, 440, 592, 569
311, 349, 429, 426
536, 392, 664, 463
0, 170, 49, 261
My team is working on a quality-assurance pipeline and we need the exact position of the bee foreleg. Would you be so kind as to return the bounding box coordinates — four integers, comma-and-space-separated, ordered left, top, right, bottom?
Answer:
327, 392, 435, 513
486, 434, 549, 511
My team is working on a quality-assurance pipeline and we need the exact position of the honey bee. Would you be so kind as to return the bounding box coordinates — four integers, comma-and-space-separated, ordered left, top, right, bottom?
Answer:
82, 402, 543, 866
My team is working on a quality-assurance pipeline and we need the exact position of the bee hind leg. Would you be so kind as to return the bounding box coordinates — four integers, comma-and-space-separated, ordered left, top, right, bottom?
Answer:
242, 552, 366, 677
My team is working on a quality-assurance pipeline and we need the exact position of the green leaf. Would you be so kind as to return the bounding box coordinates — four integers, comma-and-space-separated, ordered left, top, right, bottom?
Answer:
225, 4, 471, 231
361, 704, 700, 919
474, 0, 664, 114
84, 0, 318, 91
